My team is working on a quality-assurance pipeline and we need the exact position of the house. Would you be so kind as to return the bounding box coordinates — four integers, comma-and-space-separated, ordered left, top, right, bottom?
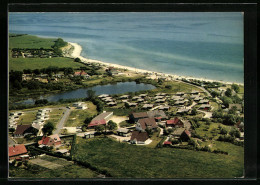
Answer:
107, 102, 117, 106
158, 106, 170, 111
171, 128, 186, 138
136, 118, 157, 131
190, 95, 199, 99
132, 96, 140, 101
137, 98, 145, 103
176, 108, 190, 114
88, 112, 113, 128
117, 128, 130, 137
163, 141, 172, 146
139, 94, 148, 98
126, 102, 138, 107
120, 95, 129, 99
84, 131, 96, 139
199, 104, 211, 111
9, 144, 29, 161
129, 112, 148, 122
166, 117, 184, 128
142, 104, 154, 109
38, 134, 61, 147
147, 110, 168, 120
74, 70, 89, 78
13, 125, 37, 137
198, 100, 209, 104
155, 99, 166, 103
172, 96, 184, 101
180, 129, 191, 141
194, 97, 203, 102
98, 94, 109, 98
174, 100, 185, 105
190, 90, 200, 95
183, 120, 192, 130
55, 149, 69, 156
154, 95, 165, 100
130, 131, 149, 144
176, 92, 185, 96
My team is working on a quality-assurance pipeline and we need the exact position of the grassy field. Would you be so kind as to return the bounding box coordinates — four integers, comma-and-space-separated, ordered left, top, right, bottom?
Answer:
9, 57, 86, 71
65, 102, 97, 127
9, 155, 98, 178
48, 108, 64, 127
72, 137, 244, 178
16, 111, 37, 125
9, 34, 56, 49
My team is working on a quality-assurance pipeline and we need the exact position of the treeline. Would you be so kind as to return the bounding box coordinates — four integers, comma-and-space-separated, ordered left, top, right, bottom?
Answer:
51, 38, 67, 56
23, 66, 74, 75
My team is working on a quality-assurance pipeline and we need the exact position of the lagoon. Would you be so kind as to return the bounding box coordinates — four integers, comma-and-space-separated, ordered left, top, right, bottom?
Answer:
17, 82, 156, 105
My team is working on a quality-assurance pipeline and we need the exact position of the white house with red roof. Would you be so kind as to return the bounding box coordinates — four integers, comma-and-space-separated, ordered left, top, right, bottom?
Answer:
38, 134, 61, 147
9, 144, 29, 161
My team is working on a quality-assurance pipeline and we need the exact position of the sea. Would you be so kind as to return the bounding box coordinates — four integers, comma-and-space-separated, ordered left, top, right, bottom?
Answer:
8, 12, 244, 83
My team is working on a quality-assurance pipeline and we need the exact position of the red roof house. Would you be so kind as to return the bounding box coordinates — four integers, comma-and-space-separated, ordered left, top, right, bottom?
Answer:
9, 144, 28, 160
38, 134, 61, 147
88, 119, 106, 128
166, 117, 184, 127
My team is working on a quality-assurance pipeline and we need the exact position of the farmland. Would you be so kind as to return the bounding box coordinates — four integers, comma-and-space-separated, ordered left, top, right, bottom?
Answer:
72, 137, 244, 178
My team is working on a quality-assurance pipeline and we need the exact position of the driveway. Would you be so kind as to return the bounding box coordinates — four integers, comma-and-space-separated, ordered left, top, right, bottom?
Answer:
53, 108, 71, 134
198, 110, 212, 118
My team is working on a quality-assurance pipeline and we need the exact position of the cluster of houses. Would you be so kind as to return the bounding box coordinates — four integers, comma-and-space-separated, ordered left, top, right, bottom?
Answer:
31, 108, 51, 135
11, 49, 57, 58
9, 112, 23, 129
9, 134, 70, 162
98, 94, 118, 106
72, 102, 88, 110
22, 70, 90, 83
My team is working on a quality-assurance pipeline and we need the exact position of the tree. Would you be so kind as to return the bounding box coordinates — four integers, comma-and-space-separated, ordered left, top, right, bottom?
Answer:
211, 91, 220, 98
223, 114, 237, 125
9, 128, 15, 134
33, 69, 41, 75
42, 122, 55, 135
225, 88, 232, 97
86, 90, 96, 100
95, 125, 105, 133
145, 128, 153, 137
107, 120, 118, 131
221, 96, 233, 108
74, 57, 81, 63
191, 108, 197, 115
231, 84, 239, 93
228, 106, 237, 114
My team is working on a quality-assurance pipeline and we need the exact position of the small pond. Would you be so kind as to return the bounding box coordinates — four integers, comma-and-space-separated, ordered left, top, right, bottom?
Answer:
16, 82, 156, 105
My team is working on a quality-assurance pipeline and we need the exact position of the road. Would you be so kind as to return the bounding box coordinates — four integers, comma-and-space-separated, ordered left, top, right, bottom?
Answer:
53, 108, 71, 135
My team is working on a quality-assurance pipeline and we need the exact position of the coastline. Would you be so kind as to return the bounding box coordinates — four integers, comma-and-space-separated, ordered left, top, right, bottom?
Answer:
68, 42, 243, 86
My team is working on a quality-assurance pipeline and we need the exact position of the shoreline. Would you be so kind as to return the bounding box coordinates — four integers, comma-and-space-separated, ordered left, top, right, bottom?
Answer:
68, 42, 244, 86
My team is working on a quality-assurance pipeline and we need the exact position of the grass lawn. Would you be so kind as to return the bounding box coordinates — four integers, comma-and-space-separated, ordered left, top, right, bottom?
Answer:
16, 111, 37, 125
9, 34, 56, 49
48, 109, 64, 127
210, 101, 220, 110
9, 57, 86, 71
65, 102, 97, 127
9, 155, 98, 178
146, 131, 164, 148
72, 137, 244, 178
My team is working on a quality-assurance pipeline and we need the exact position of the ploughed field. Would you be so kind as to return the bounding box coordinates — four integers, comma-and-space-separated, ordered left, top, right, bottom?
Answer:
72, 137, 244, 178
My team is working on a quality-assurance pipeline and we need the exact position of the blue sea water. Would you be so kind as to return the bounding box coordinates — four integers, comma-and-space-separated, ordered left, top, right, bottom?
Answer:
9, 12, 244, 83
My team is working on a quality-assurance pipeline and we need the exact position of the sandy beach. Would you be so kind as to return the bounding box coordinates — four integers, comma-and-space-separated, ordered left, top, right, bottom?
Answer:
68, 42, 243, 86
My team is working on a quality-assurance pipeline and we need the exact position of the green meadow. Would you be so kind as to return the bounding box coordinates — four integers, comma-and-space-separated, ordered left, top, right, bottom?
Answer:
72, 137, 244, 178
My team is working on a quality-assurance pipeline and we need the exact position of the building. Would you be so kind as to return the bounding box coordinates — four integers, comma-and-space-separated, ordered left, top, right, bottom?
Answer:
136, 118, 157, 131
13, 125, 37, 137
117, 128, 130, 137
88, 112, 113, 128
38, 134, 61, 147
9, 144, 29, 161
147, 110, 168, 120
142, 104, 154, 109
199, 104, 211, 111
130, 131, 149, 144
166, 117, 184, 128
180, 130, 191, 141
129, 112, 148, 122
